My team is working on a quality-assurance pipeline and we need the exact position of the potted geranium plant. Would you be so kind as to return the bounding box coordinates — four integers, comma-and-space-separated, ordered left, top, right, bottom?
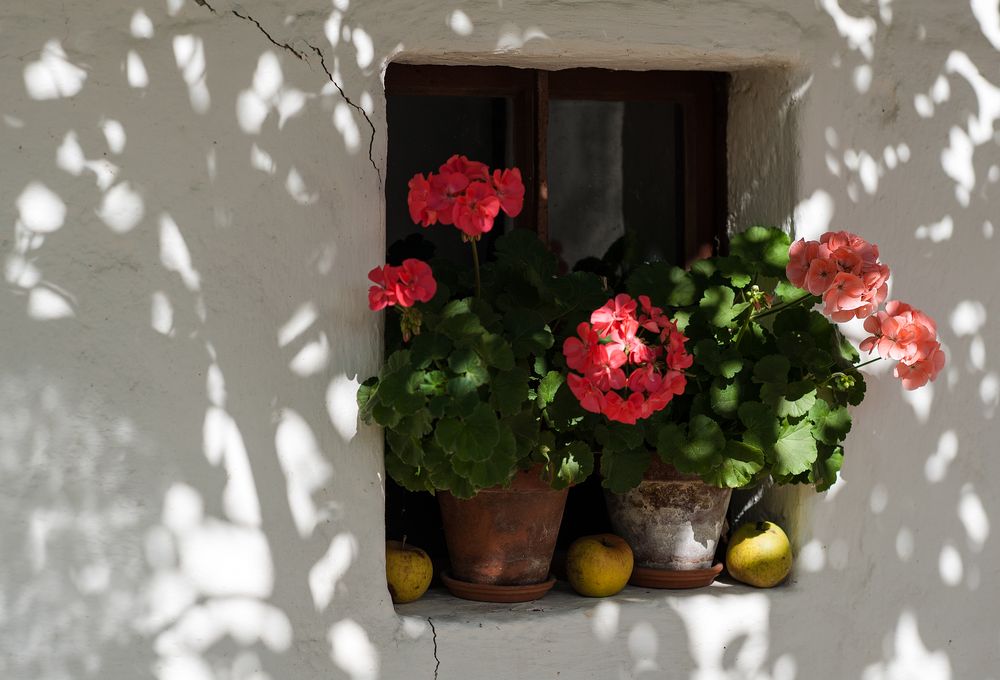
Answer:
556, 226, 945, 588
358, 155, 606, 602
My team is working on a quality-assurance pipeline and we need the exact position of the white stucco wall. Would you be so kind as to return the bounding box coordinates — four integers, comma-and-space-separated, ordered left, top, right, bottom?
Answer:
1, 1, 997, 678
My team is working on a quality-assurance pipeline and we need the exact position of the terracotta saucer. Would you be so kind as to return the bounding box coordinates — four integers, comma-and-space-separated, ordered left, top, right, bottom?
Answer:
440, 571, 557, 603
629, 563, 724, 589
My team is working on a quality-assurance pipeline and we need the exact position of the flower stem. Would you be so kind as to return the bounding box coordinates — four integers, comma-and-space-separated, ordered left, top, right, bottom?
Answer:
751, 292, 814, 320
470, 238, 482, 298
855, 356, 882, 369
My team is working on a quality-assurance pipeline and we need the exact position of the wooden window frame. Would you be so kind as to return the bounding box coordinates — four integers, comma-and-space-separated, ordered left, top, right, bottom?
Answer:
385, 64, 729, 265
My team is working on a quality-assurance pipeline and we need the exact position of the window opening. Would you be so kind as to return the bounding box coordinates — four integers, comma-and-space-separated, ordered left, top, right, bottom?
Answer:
383, 63, 728, 588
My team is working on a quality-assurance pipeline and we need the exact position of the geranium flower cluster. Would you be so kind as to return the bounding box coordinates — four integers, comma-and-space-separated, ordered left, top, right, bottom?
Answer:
786, 231, 890, 322
367, 258, 437, 311
860, 301, 945, 390
407, 154, 525, 238
786, 230, 944, 390
563, 294, 691, 424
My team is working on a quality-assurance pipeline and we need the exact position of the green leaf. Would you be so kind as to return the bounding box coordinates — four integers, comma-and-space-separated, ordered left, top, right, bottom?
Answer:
452, 427, 517, 489
409, 332, 452, 368
625, 262, 696, 307
386, 429, 424, 466
504, 310, 554, 357
694, 340, 745, 379
384, 448, 434, 493
494, 228, 558, 286
675, 415, 725, 473
703, 440, 765, 488
491, 367, 530, 417
532, 356, 548, 376
438, 301, 486, 345
418, 370, 448, 397
771, 419, 818, 477
716, 255, 753, 288
394, 410, 432, 439
596, 421, 646, 453
654, 422, 686, 459
810, 400, 852, 444
537, 371, 564, 405
504, 410, 540, 458
378, 366, 425, 416
549, 272, 610, 324
601, 448, 651, 494
804, 348, 834, 372
699, 286, 737, 327
753, 355, 791, 384
774, 279, 807, 303
475, 332, 515, 370
371, 401, 402, 427
356, 377, 378, 422
551, 441, 594, 489
710, 378, 742, 418
447, 348, 489, 394
738, 401, 780, 449
729, 226, 791, 276
812, 444, 844, 492
762, 380, 817, 419
690, 258, 717, 280
434, 403, 500, 462
546, 381, 586, 429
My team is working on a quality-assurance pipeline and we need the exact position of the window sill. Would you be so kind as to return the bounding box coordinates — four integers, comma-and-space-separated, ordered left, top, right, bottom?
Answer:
395, 577, 797, 678
398, 576, 781, 620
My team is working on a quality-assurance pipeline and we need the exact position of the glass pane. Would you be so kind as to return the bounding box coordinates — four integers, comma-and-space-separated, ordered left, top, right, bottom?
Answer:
386, 95, 512, 265
547, 99, 684, 272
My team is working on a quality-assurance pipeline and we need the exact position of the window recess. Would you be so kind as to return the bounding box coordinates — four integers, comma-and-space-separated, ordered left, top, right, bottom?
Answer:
383, 63, 729, 577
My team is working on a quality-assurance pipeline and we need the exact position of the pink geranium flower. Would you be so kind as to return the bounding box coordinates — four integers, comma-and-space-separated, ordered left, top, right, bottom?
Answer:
894, 345, 946, 390
787, 230, 891, 323
563, 293, 689, 424
787, 239, 822, 289
823, 272, 870, 322
805, 256, 839, 296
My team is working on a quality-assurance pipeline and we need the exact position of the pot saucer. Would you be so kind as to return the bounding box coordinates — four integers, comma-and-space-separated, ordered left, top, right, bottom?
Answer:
440, 571, 556, 603
629, 563, 723, 589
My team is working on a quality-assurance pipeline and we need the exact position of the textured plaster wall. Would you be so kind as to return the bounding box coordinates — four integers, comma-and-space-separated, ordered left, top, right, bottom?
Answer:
0, 1, 997, 679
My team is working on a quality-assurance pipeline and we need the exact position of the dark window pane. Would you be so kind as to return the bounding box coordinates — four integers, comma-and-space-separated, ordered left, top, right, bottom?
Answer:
385, 95, 511, 264
547, 99, 684, 270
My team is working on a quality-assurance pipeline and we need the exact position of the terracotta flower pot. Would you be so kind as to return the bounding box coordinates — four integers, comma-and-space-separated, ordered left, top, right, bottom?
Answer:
605, 458, 731, 573
437, 466, 568, 590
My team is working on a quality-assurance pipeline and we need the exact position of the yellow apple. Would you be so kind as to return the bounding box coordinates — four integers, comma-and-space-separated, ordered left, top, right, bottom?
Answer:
566, 533, 634, 597
726, 521, 793, 588
385, 540, 433, 604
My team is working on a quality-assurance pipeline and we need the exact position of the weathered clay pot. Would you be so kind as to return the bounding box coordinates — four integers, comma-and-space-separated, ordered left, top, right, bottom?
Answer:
438, 466, 568, 587
605, 458, 731, 570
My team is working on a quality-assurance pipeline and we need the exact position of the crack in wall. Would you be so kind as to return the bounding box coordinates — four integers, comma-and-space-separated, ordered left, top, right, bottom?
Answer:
231, 9, 306, 60
427, 617, 440, 679
193, 1, 382, 185
305, 43, 382, 185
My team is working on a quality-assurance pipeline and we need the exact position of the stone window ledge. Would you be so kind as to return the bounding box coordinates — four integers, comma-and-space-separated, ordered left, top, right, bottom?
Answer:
395, 578, 795, 677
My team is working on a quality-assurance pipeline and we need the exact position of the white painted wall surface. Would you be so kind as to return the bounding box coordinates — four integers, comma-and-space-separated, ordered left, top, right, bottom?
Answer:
1, 1, 997, 678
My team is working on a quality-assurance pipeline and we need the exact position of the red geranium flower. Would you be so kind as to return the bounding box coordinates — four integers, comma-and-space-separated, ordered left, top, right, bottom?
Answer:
452, 181, 501, 237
